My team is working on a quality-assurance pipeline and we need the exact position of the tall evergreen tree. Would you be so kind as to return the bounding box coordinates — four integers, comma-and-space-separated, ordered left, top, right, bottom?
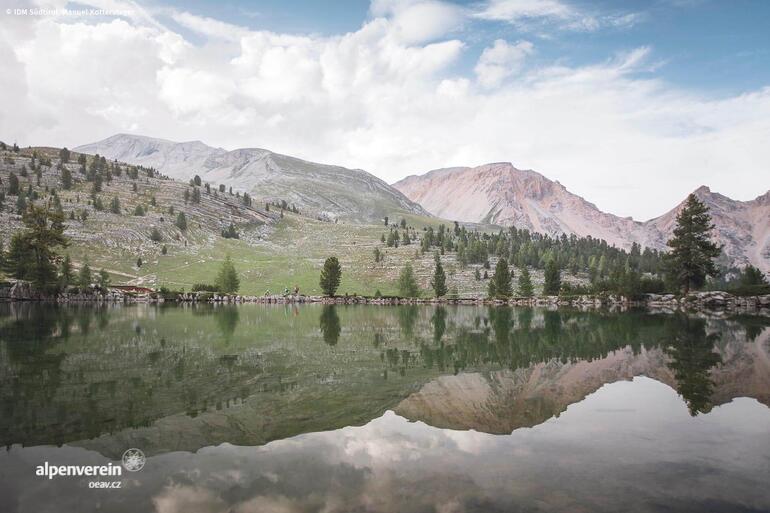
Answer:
8, 172, 19, 195
490, 258, 513, 298
97, 269, 111, 290
665, 194, 721, 294
61, 167, 73, 189
216, 255, 240, 294
175, 212, 187, 231
398, 262, 420, 297
3, 202, 69, 290
518, 266, 534, 297
78, 262, 92, 288
110, 196, 121, 214
543, 259, 561, 295
431, 253, 448, 297
59, 254, 74, 288
319, 256, 342, 296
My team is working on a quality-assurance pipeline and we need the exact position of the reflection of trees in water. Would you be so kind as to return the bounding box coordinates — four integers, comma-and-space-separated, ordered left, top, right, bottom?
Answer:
319, 305, 341, 346
0, 304, 266, 447
419, 308, 662, 374
215, 306, 240, 342
432, 307, 447, 345
663, 315, 722, 416
399, 305, 418, 339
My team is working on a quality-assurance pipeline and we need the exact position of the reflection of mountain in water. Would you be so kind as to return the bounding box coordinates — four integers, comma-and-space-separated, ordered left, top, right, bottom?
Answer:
396, 331, 770, 433
0, 303, 768, 458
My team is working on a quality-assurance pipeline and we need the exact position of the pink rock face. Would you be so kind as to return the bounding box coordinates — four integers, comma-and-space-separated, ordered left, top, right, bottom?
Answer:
393, 163, 770, 272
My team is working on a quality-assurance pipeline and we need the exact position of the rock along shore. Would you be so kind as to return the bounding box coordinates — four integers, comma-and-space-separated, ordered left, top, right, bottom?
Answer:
1, 280, 768, 313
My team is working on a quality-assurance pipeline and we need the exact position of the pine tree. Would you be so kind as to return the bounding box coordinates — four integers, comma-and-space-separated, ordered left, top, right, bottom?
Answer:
319, 256, 342, 296
518, 266, 534, 297
78, 262, 92, 288
214, 255, 239, 294
16, 194, 26, 214
487, 278, 496, 299
150, 227, 163, 242
543, 259, 561, 295
61, 167, 73, 189
175, 212, 187, 231
740, 265, 768, 286
8, 172, 19, 195
59, 254, 74, 288
398, 262, 419, 297
97, 269, 110, 289
110, 196, 121, 214
665, 194, 721, 294
221, 223, 239, 239
3, 202, 69, 290
431, 253, 448, 297
490, 258, 513, 298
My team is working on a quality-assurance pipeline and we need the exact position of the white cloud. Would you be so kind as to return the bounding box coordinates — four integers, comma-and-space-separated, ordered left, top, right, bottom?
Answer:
474, 39, 534, 88
0, 0, 768, 220
474, 0, 645, 32
370, 0, 465, 44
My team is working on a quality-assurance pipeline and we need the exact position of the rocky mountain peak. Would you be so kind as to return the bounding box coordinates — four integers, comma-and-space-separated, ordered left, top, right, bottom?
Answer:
393, 162, 770, 272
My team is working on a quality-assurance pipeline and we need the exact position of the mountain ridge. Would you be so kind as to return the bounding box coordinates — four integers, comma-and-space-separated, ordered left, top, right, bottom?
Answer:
75, 134, 429, 223
393, 162, 770, 272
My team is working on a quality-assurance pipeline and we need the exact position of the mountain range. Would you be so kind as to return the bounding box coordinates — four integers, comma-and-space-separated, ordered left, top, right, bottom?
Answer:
75, 134, 427, 223
393, 163, 770, 272
76, 135, 769, 272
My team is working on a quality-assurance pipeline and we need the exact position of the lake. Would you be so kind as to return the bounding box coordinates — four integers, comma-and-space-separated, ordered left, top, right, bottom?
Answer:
1, 303, 769, 512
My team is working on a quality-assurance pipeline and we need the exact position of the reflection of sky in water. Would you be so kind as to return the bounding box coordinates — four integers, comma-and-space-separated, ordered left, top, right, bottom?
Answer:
2, 377, 769, 513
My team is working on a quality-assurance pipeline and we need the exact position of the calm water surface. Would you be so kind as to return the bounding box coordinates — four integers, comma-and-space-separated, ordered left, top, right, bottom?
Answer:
0, 303, 769, 512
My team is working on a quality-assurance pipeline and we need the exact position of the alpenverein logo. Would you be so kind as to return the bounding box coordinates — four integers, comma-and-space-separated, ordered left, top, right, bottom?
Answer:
121, 448, 146, 472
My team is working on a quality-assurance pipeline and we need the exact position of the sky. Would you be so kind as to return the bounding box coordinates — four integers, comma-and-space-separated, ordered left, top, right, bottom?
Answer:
0, 0, 769, 220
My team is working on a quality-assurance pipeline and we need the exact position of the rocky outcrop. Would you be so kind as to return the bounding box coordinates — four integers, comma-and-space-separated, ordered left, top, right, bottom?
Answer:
393, 163, 770, 273
0, 280, 143, 302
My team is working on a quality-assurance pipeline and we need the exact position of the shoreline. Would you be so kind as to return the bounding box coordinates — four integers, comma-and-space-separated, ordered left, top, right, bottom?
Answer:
1, 281, 768, 313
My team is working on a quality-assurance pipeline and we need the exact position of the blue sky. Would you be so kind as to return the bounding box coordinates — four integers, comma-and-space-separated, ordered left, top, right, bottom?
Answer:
153, 0, 770, 95
2, 0, 770, 219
